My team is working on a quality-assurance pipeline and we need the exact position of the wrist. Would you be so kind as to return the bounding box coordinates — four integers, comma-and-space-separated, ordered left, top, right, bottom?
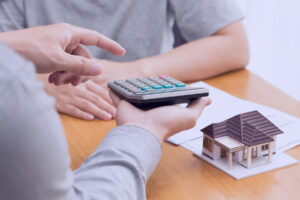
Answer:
0, 32, 34, 60
0, 32, 20, 52
121, 122, 169, 144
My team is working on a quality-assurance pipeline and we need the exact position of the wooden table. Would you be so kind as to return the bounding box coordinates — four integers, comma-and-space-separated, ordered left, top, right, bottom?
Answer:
61, 69, 300, 200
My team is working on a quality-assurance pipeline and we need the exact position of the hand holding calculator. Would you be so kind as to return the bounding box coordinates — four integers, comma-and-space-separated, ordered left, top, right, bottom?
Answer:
108, 75, 209, 108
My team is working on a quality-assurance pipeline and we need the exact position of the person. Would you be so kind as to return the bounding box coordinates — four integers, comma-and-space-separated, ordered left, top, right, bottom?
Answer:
0, 24, 211, 199
0, 0, 248, 121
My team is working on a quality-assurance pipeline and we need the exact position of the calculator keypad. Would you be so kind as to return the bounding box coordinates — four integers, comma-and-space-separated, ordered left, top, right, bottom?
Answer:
112, 75, 186, 95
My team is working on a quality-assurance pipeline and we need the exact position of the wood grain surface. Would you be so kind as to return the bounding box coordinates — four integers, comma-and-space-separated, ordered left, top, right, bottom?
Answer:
61, 69, 300, 200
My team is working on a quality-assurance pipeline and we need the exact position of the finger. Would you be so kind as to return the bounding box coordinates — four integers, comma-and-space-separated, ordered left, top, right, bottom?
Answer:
109, 90, 122, 108
72, 97, 113, 120
81, 76, 90, 83
59, 52, 103, 76
187, 97, 212, 118
70, 75, 82, 86
82, 82, 116, 115
49, 71, 64, 84
52, 71, 89, 86
71, 76, 89, 86
72, 44, 92, 58
57, 104, 94, 121
72, 26, 126, 56
53, 72, 74, 86
86, 81, 113, 105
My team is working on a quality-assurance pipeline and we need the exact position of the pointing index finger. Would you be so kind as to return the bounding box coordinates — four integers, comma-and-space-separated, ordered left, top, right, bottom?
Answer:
73, 27, 126, 56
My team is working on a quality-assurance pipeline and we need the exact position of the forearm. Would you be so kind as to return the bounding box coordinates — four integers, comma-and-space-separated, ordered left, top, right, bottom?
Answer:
138, 21, 249, 82
74, 125, 162, 200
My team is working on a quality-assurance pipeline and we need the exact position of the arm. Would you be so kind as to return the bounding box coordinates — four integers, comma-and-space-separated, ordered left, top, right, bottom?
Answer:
138, 21, 249, 81
1, 43, 154, 200
92, 21, 249, 84
0, 41, 210, 199
74, 91, 210, 200
74, 126, 162, 200
92, 0, 249, 84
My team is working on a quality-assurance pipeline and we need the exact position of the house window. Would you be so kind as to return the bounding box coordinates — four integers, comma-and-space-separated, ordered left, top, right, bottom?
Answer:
203, 137, 213, 152
261, 144, 269, 151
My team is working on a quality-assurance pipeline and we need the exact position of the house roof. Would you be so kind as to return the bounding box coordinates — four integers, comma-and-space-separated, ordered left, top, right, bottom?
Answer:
201, 111, 283, 147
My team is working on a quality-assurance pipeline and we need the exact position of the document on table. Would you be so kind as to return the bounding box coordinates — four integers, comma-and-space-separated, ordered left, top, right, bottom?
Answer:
168, 82, 300, 151
167, 82, 300, 179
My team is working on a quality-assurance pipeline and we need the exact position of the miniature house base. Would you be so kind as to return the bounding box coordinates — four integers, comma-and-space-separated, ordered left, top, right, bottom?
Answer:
201, 111, 283, 170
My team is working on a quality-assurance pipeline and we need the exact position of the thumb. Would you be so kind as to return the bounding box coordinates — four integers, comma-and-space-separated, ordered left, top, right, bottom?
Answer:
187, 97, 212, 118
109, 90, 122, 108
59, 52, 103, 76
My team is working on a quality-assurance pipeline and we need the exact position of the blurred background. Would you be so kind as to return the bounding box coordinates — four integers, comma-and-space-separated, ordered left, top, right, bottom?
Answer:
237, 0, 300, 101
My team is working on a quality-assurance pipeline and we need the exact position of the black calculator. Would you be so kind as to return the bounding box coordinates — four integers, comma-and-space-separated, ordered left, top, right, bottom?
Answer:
108, 75, 209, 108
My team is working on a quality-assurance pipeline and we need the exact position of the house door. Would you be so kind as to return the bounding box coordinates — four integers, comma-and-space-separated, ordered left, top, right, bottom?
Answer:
221, 148, 227, 158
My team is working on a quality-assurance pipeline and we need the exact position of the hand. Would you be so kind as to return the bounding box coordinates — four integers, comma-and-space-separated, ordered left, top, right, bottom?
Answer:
44, 79, 116, 120
0, 23, 125, 85
110, 91, 211, 144
91, 59, 144, 85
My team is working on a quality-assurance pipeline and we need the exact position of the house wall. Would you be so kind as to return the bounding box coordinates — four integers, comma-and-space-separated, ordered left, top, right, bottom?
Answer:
233, 151, 240, 162
258, 146, 263, 157
213, 144, 221, 160
258, 141, 276, 157
237, 151, 244, 162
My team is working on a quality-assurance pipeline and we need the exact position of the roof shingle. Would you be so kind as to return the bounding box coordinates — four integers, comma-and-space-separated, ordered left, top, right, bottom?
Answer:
201, 111, 283, 146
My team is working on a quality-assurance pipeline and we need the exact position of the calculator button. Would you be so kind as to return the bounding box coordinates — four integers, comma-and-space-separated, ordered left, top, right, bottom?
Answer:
152, 85, 163, 89
163, 84, 173, 88
141, 86, 152, 90
114, 80, 126, 85
175, 83, 186, 87
163, 77, 179, 84
159, 75, 169, 79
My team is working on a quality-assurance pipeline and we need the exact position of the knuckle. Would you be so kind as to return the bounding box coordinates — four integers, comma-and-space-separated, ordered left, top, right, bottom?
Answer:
93, 95, 103, 104
77, 58, 88, 74
188, 115, 197, 128
80, 100, 90, 110
69, 106, 80, 115
57, 22, 71, 29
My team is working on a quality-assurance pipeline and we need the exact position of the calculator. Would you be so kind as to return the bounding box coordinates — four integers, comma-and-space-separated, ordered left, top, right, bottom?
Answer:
108, 75, 209, 108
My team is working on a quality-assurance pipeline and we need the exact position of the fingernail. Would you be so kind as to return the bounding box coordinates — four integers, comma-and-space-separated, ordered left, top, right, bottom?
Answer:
103, 112, 112, 120
117, 45, 126, 55
86, 114, 95, 120
91, 62, 102, 75
110, 112, 116, 119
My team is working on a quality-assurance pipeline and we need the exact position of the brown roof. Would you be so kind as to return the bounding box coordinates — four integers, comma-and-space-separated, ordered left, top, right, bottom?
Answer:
201, 111, 283, 147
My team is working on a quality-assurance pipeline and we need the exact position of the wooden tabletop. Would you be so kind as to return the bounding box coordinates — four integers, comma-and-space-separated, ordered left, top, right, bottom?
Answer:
61, 69, 300, 200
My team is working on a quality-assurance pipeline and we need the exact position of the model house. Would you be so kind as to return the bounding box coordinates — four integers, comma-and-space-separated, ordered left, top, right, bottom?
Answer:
201, 111, 283, 170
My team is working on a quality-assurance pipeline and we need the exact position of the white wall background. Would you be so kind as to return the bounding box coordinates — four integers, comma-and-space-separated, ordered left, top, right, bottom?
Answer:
237, 0, 300, 101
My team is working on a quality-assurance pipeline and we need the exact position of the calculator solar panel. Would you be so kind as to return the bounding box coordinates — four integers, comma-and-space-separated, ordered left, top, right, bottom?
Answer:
108, 75, 209, 108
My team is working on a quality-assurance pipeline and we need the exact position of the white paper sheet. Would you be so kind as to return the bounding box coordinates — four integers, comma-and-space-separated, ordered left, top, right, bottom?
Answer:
166, 82, 300, 179
180, 137, 298, 180
167, 82, 300, 152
